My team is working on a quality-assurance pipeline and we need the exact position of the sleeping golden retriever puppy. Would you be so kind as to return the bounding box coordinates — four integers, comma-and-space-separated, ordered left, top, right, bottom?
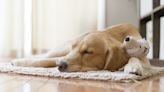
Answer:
12, 24, 148, 74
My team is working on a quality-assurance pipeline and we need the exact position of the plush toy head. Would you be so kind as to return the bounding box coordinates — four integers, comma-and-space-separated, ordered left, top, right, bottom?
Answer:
122, 36, 150, 57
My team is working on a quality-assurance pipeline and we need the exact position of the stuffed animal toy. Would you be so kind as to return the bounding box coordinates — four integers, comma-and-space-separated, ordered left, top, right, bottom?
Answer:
122, 36, 164, 76
122, 36, 150, 58
121, 36, 150, 75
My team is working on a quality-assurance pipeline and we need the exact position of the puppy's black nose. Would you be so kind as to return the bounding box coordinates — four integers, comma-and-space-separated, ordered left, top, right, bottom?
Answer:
58, 61, 68, 72
125, 37, 130, 42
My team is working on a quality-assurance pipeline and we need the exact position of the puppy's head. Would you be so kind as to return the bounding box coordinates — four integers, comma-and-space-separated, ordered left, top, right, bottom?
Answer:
58, 33, 108, 72
122, 36, 150, 57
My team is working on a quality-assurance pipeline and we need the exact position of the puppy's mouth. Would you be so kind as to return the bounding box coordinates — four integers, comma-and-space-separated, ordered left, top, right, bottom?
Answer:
58, 65, 67, 72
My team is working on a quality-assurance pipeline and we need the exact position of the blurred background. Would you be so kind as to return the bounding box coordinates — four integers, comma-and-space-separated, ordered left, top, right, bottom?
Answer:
0, 0, 163, 61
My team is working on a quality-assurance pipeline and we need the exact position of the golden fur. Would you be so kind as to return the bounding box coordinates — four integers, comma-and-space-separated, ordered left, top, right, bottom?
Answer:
12, 24, 148, 73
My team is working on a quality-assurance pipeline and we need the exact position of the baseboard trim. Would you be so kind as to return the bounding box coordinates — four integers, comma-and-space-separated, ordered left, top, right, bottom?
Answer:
150, 59, 164, 67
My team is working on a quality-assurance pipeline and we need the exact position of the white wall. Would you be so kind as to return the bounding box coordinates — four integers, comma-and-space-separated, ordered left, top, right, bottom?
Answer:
105, 0, 139, 28
140, 0, 152, 17
0, 0, 24, 57
146, 21, 153, 59
160, 17, 164, 59
32, 0, 98, 51
161, 0, 164, 5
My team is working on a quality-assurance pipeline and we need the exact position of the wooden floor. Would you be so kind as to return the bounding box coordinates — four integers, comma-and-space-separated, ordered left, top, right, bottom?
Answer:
0, 73, 163, 92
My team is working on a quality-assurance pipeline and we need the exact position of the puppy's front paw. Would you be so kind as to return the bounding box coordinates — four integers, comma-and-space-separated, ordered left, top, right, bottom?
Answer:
124, 65, 142, 76
124, 58, 143, 76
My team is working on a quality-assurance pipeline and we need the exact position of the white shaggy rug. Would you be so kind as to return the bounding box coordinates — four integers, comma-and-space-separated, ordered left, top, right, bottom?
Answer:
0, 63, 164, 82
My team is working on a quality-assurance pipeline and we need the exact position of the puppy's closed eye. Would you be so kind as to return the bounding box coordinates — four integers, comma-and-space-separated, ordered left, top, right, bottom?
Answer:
82, 48, 94, 55
83, 50, 93, 54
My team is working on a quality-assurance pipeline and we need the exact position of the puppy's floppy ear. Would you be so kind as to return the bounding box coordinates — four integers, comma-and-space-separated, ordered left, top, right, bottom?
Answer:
103, 48, 113, 70
103, 46, 129, 70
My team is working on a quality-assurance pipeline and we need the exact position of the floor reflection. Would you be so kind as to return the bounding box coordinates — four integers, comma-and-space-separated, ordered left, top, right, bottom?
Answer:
0, 73, 163, 92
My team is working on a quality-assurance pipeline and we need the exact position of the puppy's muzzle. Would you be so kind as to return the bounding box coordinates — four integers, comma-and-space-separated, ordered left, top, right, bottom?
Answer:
58, 61, 68, 72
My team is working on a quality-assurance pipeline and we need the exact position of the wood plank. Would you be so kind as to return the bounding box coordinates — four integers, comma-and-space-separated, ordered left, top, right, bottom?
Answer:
140, 13, 151, 21
152, 13, 160, 58
0, 72, 164, 92
153, 0, 160, 9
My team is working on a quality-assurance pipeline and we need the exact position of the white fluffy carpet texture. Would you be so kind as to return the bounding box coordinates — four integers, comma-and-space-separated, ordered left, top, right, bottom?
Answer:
0, 63, 164, 82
